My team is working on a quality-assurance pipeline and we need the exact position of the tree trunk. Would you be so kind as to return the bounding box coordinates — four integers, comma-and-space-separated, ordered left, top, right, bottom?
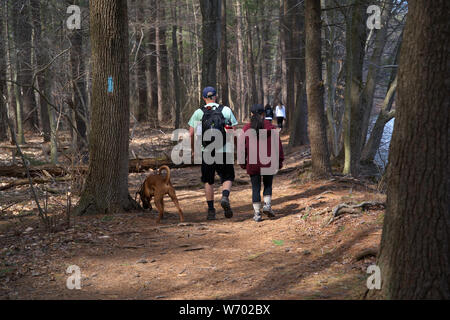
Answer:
343, 0, 366, 177
135, 0, 149, 123
235, 0, 245, 121
171, 7, 182, 129
283, 0, 296, 129
361, 75, 397, 163
245, 6, 258, 106
12, 0, 39, 132
74, 0, 137, 216
30, 0, 51, 143
288, 0, 308, 147
199, 0, 220, 89
0, 1, 8, 142
360, 0, 391, 150
377, 0, 449, 299
146, 0, 159, 127
157, 3, 169, 123
305, 0, 331, 177
67, 0, 88, 154
219, 0, 229, 106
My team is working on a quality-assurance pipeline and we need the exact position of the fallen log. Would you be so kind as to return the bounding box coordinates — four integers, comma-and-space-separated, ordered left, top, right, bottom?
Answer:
0, 176, 72, 191
0, 158, 195, 178
0, 164, 69, 178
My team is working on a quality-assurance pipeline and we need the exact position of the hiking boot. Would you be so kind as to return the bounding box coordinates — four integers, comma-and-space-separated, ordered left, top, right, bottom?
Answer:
221, 196, 233, 219
207, 208, 216, 220
253, 212, 263, 222
262, 205, 275, 218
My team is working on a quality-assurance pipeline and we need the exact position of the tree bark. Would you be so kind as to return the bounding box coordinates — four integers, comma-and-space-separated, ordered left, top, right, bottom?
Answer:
0, 1, 8, 142
305, 0, 331, 177
74, 0, 137, 216
235, 0, 245, 121
219, 0, 229, 106
134, 0, 149, 123
361, 75, 397, 163
288, 0, 308, 147
30, 0, 51, 143
343, 0, 366, 177
12, 0, 39, 132
146, 0, 159, 127
360, 0, 391, 150
376, 0, 450, 299
199, 0, 220, 90
67, 0, 88, 154
171, 6, 182, 129
157, 2, 169, 123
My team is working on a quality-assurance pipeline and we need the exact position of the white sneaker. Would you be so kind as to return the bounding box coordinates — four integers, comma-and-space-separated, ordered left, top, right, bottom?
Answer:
262, 205, 275, 218
253, 213, 263, 222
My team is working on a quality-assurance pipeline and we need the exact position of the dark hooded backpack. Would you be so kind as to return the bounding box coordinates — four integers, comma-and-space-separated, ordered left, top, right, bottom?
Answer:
201, 105, 227, 148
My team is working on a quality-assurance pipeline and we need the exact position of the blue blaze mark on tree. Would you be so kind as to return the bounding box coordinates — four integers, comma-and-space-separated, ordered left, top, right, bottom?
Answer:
108, 76, 114, 93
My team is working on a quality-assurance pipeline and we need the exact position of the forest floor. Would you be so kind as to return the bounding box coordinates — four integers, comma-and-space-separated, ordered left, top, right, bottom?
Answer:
0, 125, 385, 300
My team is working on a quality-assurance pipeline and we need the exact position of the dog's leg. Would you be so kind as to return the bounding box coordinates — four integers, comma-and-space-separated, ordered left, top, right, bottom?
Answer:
168, 187, 184, 223
154, 191, 165, 223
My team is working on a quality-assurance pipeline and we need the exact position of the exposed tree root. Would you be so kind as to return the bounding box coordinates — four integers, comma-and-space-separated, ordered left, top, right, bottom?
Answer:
73, 194, 141, 216
354, 247, 379, 261
326, 201, 385, 225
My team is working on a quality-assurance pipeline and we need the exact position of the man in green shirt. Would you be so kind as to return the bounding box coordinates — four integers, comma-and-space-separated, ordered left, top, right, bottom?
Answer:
188, 87, 238, 221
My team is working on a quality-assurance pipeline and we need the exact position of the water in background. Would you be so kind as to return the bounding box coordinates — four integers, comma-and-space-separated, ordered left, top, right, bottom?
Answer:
368, 116, 395, 170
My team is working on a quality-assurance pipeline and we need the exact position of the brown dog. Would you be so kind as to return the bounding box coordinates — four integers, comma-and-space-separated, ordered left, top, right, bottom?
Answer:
136, 166, 184, 223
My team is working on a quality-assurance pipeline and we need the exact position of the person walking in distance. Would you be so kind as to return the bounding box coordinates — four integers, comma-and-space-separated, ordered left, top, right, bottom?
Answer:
188, 87, 238, 220
275, 102, 287, 129
265, 104, 274, 123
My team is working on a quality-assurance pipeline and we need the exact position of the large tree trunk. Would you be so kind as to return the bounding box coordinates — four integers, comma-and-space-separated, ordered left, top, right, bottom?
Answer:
305, 0, 331, 177
74, 0, 137, 216
343, 0, 366, 177
199, 0, 220, 89
376, 0, 449, 299
288, 0, 308, 147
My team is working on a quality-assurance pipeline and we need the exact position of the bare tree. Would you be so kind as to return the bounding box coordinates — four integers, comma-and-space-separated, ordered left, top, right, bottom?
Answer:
74, 0, 137, 215
305, 0, 331, 177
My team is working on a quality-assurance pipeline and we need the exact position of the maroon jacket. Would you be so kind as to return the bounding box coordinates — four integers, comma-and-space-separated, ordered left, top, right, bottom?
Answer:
240, 120, 285, 175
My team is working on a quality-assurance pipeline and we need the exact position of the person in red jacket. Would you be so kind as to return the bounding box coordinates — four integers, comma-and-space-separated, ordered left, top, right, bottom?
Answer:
240, 104, 285, 222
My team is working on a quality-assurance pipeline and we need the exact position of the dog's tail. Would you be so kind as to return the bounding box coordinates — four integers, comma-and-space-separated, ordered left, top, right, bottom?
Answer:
158, 165, 171, 184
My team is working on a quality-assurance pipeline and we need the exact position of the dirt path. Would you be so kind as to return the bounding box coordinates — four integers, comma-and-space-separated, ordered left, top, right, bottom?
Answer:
1, 165, 384, 300
0, 130, 385, 300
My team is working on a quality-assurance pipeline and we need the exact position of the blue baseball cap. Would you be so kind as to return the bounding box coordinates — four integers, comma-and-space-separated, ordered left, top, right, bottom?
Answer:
202, 87, 217, 98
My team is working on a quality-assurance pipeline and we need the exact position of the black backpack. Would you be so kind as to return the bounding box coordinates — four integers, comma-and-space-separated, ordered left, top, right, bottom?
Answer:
201, 105, 227, 148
